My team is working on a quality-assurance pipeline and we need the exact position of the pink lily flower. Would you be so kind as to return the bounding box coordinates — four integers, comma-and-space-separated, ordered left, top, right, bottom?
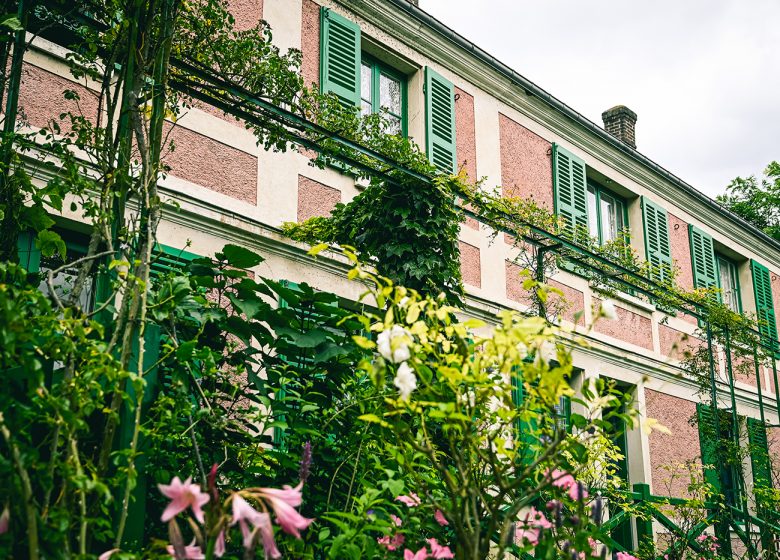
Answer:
165, 542, 205, 559
390, 514, 403, 527
427, 538, 455, 559
568, 483, 588, 502
98, 550, 118, 560
258, 482, 314, 538
158, 477, 210, 523
547, 469, 576, 490
404, 547, 429, 560
434, 509, 448, 526
395, 493, 421, 507
0, 506, 8, 534
522, 507, 552, 530
257, 512, 282, 560
232, 495, 265, 548
616, 553, 640, 560
214, 529, 226, 558
378, 533, 405, 551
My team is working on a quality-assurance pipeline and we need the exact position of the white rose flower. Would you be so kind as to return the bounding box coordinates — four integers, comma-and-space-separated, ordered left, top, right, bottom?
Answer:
393, 362, 417, 400
377, 324, 411, 363
600, 299, 618, 320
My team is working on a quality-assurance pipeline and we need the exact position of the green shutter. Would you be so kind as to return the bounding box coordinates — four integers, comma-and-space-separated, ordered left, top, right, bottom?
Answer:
689, 225, 719, 301
552, 144, 588, 241
696, 403, 721, 492
320, 7, 361, 108
149, 244, 199, 279
424, 67, 456, 173
642, 197, 673, 284
747, 417, 772, 489
751, 260, 778, 354
16, 230, 41, 272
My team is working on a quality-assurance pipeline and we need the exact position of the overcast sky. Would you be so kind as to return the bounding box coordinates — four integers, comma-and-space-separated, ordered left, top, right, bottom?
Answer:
421, 0, 780, 198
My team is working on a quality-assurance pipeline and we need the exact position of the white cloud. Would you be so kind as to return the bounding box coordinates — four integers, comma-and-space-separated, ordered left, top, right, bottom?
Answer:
420, 0, 780, 196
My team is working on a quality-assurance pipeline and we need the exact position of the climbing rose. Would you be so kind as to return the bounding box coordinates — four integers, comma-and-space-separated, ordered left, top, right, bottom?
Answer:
600, 299, 618, 320
158, 476, 210, 523
394, 362, 418, 400
377, 324, 412, 363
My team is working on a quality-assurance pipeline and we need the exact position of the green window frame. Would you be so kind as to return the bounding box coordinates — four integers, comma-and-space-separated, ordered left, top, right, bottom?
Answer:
751, 260, 778, 355
747, 417, 772, 491
605, 399, 633, 551
360, 54, 407, 137
586, 180, 629, 246
716, 255, 742, 313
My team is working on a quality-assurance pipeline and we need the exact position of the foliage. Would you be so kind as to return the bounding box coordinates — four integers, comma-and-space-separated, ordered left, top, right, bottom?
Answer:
717, 161, 780, 242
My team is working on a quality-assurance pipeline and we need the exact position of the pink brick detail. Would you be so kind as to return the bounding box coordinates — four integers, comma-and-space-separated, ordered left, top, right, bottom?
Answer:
505, 262, 583, 324
770, 428, 780, 480
459, 241, 481, 288
17, 63, 99, 130
301, 0, 320, 89
499, 113, 553, 210
668, 213, 694, 292
644, 389, 701, 498
163, 123, 257, 204
297, 175, 340, 222
455, 88, 479, 230
729, 353, 758, 388
592, 297, 653, 350
227, 0, 263, 32
658, 324, 704, 361
772, 272, 780, 335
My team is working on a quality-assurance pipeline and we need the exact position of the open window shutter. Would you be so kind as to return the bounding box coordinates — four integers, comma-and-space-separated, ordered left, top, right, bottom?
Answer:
320, 7, 361, 108
747, 417, 772, 489
696, 403, 721, 492
642, 197, 673, 284
17, 230, 41, 271
689, 225, 719, 301
552, 144, 588, 241
424, 67, 456, 173
751, 260, 779, 354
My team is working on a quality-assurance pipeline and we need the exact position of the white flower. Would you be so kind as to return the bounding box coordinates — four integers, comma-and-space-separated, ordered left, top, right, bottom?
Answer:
600, 299, 618, 320
535, 340, 557, 365
377, 324, 412, 363
394, 362, 417, 400
516, 342, 529, 360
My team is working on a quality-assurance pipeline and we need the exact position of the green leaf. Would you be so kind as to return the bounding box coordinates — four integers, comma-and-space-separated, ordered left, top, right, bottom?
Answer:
220, 244, 264, 268
36, 230, 66, 259
20, 205, 55, 232
0, 14, 23, 31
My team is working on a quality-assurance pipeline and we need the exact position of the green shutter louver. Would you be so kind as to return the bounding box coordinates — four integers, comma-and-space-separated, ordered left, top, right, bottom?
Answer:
552, 144, 588, 241
16, 230, 41, 272
642, 197, 673, 284
424, 67, 456, 173
747, 417, 772, 489
696, 403, 721, 492
689, 225, 719, 301
751, 260, 778, 354
320, 7, 361, 108
149, 245, 199, 280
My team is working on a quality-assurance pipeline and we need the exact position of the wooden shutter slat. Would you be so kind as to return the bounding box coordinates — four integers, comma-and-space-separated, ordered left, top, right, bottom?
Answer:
425, 67, 456, 173
696, 403, 721, 492
751, 260, 779, 354
747, 417, 772, 489
320, 8, 361, 108
689, 225, 719, 302
553, 144, 588, 242
642, 197, 673, 284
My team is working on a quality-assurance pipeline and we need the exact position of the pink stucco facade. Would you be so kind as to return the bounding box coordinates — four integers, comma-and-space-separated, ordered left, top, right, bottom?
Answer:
297, 175, 341, 222
459, 241, 481, 288
498, 114, 553, 210
644, 389, 701, 498
505, 262, 583, 324
658, 324, 704, 361
455, 87, 479, 230
301, 0, 321, 89
668, 212, 694, 292
226, 0, 263, 31
163, 124, 258, 204
17, 63, 99, 130
592, 297, 653, 350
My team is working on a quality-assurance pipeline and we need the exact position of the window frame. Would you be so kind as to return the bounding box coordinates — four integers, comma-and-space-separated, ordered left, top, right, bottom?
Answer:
716, 254, 742, 314
360, 53, 408, 137
586, 179, 629, 246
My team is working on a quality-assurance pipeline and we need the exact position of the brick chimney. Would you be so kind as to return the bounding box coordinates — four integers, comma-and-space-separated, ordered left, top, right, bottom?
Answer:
601, 105, 637, 149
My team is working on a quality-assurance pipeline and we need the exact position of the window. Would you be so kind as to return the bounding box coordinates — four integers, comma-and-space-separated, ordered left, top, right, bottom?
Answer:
717, 256, 741, 313
360, 55, 406, 135
587, 181, 627, 245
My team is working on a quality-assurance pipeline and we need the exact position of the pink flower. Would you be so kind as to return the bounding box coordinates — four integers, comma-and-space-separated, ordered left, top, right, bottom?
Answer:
547, 469, 576, 490
98, 550, 118, 560
404, 547, 429, 560
522, 507, 553, 529
232, 495, 264, 548
158, 477, 210, 523
395, 493, 421, 507
257, 512, 282, 560
258, 483, 314, 538
378, 533, 405, 551
568, 483, 588, 502
515, 525, 541, 546
434, 509, 449, 526
0, 506, 9, 534
615, 553, 639, 560
427, 538, 455, 559
214, 530, 225, 558
390, 513, 403, 526
166, 542, 205, 559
